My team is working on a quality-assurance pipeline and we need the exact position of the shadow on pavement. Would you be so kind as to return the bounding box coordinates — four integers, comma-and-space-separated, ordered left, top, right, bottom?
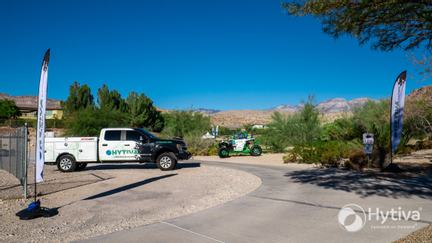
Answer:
84, 174, 177, 200
85, 162, 201, 171
284, 168, 432, 199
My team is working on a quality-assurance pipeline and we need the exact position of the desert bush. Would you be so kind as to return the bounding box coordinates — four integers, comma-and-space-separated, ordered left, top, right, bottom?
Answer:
321, 117, 357, 141
217, 126, 237, 136
346, 150, 367, 170
160, 111, 215, 156
417, 140, 432, 150
290, 140, 362, 167
283, 152, 297, 163
183, 133, 216, 156
405, 88, 432, 140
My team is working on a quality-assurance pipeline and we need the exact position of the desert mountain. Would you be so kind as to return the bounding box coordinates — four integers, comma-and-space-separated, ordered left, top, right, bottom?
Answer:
205, 98, 371, 128
0, 93, 62, 111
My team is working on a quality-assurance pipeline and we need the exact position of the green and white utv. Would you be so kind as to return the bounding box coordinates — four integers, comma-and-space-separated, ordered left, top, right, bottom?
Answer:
218, 132, 262, 158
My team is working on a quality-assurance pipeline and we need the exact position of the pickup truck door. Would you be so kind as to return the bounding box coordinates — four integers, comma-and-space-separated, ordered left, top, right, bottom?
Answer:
99, 130, 129, 161
123, 130, 145, 161
126, 130, 153, 162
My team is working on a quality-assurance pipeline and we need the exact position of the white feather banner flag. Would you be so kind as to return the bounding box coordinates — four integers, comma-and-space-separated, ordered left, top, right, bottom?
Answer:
35, 49, 50, 183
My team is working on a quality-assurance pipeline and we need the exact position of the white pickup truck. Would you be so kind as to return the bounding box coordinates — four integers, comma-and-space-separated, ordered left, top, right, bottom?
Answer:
45, 128, 191, 172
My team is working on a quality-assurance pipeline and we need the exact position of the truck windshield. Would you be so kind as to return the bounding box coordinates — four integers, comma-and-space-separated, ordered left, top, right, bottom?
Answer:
135, 128, 158, 139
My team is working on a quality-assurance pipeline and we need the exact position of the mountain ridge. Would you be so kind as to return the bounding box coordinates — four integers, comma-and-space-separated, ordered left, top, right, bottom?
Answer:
195, 97, 373, 128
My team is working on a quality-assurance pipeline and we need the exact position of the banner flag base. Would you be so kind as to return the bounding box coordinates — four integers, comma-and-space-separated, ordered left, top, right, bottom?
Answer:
382, 163, 403, 173
16, 200, 58, 220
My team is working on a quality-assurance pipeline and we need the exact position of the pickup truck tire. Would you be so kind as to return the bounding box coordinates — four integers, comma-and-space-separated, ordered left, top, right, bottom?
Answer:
156, 152, 177, 171
57, 154, 77, 172
76, 163, 88, 171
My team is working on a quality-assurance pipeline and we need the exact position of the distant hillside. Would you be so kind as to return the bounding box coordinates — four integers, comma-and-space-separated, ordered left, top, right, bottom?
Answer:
207, 98, 371, 128
0, 93, 62, 110
272, 98, 370, 114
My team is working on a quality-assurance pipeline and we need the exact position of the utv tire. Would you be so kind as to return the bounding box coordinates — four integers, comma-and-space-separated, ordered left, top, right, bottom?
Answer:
156, 152, 177, 171
218, 147, 230, 158
57, 154, 77, 172
76, 163, 88, 171
250, 145, 262, 156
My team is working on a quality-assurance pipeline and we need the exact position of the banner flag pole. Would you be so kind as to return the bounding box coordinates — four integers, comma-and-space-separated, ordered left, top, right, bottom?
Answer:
35, 49, 50, 200
389, 71, 407, 168
16, 49, 58, 220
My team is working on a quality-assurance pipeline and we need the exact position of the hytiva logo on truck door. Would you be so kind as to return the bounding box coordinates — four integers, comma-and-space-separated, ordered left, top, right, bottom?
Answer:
106, 149, 138, 156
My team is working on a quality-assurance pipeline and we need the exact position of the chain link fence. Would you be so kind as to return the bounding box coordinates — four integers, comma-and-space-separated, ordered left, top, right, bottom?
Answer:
0, 126, 28, 198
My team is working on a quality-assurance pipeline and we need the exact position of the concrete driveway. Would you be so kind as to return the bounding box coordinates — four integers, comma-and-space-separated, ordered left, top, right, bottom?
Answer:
82, 161, 432, 243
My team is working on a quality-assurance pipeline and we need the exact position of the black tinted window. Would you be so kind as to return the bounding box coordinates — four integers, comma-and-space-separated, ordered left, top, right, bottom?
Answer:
126, 131, 143, 141
104, 131, 121, 141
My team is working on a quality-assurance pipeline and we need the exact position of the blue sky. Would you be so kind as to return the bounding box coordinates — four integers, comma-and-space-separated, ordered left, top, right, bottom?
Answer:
0, 0, 429, 110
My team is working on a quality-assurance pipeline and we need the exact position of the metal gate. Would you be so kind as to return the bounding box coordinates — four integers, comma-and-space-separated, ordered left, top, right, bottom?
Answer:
0, 126, 28, 198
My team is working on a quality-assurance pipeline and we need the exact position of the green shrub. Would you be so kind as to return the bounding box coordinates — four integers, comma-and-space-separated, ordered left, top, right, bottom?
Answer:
0, 100, 21, 119
283, 152, 297, 163
162, 110, 211, 138
352, 100, 390, 167
290, 140, 362, 166
183, 133, 216, 156
262, 97, 321, 153
0, 119, 64, 128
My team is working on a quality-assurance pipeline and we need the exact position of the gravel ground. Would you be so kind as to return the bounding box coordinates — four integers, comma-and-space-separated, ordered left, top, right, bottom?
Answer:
0, 165, 112, 200
394, 225, 432, 243
0, 162, 261, 242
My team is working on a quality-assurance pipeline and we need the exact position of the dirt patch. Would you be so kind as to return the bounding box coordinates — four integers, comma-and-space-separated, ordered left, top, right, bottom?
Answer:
0, 162, 261, 242
394, 149, 432, 176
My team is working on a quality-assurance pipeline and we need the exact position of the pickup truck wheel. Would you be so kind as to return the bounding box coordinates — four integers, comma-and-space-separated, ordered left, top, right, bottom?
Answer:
57, 154, 77, 172
156, 152, 177, 171
76, 163, 88, 171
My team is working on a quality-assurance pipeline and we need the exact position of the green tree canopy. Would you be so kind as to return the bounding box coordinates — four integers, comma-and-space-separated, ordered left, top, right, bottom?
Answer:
162, 110, 211, 138
284, 1, 432, 52
126, 92, 164, 132
63, 81, 94, 113
63, 82, 165, 135
0, 99, 21, 119
97, 84, 127, 112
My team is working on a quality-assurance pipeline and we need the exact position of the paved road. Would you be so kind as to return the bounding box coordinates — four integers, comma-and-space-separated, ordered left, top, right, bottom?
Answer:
82, 161, 432, 243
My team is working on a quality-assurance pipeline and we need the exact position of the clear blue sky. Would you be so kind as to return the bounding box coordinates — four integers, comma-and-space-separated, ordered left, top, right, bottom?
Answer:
0, 0, 429, 110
